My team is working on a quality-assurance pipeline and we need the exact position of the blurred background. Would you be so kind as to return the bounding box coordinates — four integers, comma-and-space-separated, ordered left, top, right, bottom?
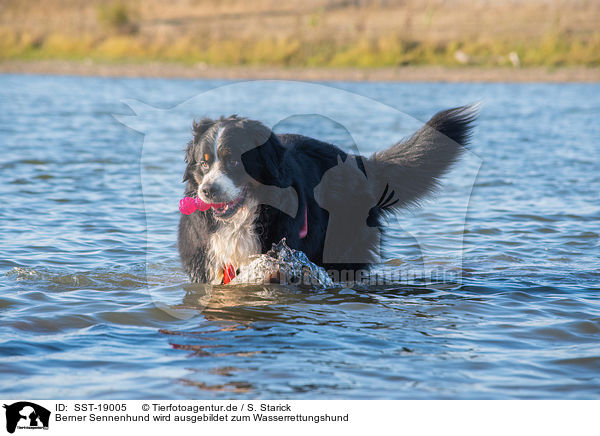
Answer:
1, 0, 599, 80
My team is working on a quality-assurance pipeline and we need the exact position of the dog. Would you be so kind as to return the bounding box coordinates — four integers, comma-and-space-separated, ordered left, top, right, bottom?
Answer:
178, 106, 476, 284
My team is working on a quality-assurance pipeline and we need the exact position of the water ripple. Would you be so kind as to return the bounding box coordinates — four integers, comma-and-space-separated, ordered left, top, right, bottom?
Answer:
1, 76, 599, 398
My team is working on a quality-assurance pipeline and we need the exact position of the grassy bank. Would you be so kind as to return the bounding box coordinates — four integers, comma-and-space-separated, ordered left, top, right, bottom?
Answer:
2, 30, 600, 68
1, 0, 599, 69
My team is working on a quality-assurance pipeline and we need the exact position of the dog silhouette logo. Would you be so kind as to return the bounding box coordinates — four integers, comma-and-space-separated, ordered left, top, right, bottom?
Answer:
314, 154, 384, 265
3, 402, 50, 434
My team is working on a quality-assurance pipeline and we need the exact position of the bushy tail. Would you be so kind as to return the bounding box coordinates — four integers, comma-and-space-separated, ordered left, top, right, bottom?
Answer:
366, 104, 478, 213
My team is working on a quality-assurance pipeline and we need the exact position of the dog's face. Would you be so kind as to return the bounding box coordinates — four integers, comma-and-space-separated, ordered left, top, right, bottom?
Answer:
184, 115, 277, 220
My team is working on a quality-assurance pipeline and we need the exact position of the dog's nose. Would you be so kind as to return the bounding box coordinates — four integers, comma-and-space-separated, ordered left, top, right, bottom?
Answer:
202, 184, 220, 199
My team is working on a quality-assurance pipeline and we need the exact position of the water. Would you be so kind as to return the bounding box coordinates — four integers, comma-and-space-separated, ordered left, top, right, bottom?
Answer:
1, 75, 599, 399
230, 239, 334, 287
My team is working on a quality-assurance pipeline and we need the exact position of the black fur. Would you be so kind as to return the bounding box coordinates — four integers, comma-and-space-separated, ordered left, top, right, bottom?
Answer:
178, 106, 477, 283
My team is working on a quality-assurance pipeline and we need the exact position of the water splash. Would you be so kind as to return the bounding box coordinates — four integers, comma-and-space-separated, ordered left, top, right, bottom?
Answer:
231, 239, 333, 288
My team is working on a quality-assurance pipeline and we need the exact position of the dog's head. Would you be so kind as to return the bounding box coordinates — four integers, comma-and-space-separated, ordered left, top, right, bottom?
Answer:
183, 115, 284, 219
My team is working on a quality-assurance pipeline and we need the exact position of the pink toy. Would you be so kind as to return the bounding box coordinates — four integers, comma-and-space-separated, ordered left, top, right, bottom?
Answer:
179, 197, 309, 240
179, 197, 211, 215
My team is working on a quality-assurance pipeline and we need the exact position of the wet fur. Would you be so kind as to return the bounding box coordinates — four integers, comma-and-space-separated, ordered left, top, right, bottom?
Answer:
178, 106, 477, 283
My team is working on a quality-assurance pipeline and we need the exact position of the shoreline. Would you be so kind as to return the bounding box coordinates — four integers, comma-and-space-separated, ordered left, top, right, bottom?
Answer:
1, 60, 599, 83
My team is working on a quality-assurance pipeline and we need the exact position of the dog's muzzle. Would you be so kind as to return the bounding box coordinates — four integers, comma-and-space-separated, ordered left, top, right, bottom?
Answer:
209, 188, 247, 218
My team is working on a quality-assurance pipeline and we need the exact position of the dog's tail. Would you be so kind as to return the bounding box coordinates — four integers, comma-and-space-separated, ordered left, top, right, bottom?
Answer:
366, 104, 478, 214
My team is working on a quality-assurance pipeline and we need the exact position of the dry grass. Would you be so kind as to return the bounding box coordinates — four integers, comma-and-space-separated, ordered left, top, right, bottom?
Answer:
1, 0, 599, 67
2, 60, 598, 82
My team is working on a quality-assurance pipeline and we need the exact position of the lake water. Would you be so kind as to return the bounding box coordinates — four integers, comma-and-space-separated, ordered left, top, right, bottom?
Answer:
1, 75, 599, 399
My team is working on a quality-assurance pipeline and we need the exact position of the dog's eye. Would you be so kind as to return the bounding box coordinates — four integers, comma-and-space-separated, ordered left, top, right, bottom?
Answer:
200, 161, 209, 170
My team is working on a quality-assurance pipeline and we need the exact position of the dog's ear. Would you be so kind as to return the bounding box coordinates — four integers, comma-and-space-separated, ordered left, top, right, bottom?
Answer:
260, 133, 286, 183
183, 140, 196, 183
241, 132, 286, 186
192, 117, 214, 142
183, 118, 215, 183
236, 119, 286, 186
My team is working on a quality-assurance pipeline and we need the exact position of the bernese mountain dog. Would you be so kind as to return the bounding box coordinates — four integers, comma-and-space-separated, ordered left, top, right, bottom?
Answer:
178, 106, 476, 284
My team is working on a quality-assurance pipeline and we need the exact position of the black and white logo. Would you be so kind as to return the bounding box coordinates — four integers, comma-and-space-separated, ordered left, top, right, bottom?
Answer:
3, 402, 50, 434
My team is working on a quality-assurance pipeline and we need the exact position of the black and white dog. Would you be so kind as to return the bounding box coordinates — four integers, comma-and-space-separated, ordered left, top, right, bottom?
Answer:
178, 106, 476, 284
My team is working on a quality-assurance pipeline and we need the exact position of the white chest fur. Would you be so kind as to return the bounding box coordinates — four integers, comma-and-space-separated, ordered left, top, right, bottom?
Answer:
206, 199, 260, 284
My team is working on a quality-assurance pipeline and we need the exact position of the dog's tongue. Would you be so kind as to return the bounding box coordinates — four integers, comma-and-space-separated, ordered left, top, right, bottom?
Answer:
210, 201, 227, 210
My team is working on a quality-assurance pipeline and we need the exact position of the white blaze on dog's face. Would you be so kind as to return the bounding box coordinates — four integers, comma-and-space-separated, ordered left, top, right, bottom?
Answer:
199, 127, 238, 197
191, 118, 271, 220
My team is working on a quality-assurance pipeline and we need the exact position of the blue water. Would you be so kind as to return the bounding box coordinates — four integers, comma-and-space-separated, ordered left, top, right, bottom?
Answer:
1, 75, 599, 399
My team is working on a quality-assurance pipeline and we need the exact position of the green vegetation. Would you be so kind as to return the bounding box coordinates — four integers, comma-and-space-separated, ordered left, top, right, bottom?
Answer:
1, 31, 598, 67
96, 2, 137, 34
1, 0, 599, 68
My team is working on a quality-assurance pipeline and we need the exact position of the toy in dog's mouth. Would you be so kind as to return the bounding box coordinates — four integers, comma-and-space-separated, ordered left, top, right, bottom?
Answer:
210, 190, 246, 218
179, 189, 247, 218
